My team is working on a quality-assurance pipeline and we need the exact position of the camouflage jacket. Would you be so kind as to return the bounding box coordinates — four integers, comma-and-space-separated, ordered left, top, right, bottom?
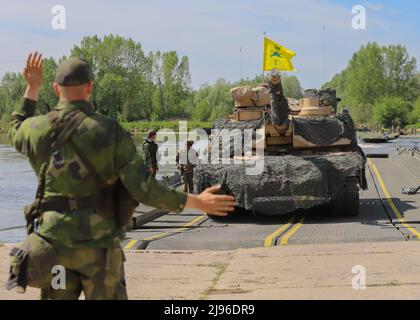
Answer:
9, 98, 187, 248
142, 139, 158, 168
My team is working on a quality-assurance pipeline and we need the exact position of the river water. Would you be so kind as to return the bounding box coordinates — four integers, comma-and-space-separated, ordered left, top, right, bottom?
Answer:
0, 133, 209, 243
0, 133, 418, 243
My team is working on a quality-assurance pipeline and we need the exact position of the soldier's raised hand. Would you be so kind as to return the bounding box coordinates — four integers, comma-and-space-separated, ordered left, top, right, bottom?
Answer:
23, 52, 44, 88
186, 185, 236, 216
23, 52, 44, 101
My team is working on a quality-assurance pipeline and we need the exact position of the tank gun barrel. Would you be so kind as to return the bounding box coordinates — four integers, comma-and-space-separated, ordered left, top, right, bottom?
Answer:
268, 69, 289, 127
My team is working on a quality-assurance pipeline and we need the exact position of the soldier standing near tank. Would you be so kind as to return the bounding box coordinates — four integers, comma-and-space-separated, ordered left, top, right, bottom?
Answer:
143, 130, 159, 178
6, 53, 236, 300
176, 141, 198, 193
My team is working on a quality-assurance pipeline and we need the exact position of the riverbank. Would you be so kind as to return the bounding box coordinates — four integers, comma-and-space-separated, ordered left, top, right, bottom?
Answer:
0, 120, 213, 136
121, 120, 212, 134
2, 241, 420, 300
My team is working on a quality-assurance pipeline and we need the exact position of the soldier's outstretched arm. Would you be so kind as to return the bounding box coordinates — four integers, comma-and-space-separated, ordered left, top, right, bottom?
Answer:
184, 185, 236, 216
115, 126, 236, 216
9, 52, 44, 154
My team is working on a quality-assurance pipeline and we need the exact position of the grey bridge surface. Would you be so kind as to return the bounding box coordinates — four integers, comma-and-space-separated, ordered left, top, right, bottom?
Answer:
123, 145, 420, 251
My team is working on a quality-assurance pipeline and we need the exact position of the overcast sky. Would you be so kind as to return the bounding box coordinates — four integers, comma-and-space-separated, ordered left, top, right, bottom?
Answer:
0, 0, 419, 89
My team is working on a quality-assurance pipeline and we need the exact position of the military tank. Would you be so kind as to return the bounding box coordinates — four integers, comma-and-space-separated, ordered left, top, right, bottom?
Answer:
193, 70, 367, 218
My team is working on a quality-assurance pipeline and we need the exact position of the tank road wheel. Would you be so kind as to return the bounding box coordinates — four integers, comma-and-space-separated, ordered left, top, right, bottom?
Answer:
331, 177, 360, 217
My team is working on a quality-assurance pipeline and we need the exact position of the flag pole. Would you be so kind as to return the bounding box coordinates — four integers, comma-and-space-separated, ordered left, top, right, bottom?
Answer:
262, 32, 266, 84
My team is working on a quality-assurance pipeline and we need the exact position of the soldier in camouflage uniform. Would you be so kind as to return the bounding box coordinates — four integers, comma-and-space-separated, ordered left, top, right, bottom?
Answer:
8, 53, 236, 300
142, 130, 159, 178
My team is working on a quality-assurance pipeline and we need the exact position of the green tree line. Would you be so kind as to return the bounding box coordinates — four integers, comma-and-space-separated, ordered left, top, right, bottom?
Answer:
0, 34, 303, 125
323, 42, 420, 128
191, 75, 303, 122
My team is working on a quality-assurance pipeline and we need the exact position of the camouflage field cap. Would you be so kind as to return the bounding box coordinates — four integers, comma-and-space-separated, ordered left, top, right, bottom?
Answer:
55, 57, 93, 86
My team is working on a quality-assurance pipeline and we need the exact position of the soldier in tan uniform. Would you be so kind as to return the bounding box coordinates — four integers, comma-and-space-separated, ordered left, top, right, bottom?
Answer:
177, 141, 198, 193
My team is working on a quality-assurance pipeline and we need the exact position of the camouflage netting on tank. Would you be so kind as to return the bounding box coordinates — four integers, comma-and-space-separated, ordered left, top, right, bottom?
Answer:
212, 118, 266, 131
211, 118, 266, 157
304, 89, 338, 110
194, 152, 365, 216
292, 117, 350, 146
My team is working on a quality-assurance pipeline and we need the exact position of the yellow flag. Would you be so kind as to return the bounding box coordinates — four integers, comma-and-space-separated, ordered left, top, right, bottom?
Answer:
263, 37, 296, 71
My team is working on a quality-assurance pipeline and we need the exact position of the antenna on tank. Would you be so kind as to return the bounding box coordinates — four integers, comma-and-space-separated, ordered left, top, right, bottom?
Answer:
323, 26, 327, 83
240, 46, 243, 81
